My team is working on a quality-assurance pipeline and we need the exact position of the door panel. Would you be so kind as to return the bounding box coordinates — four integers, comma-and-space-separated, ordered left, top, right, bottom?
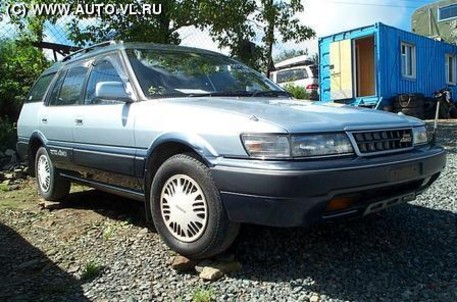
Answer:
330, 39, 353, 100
72, 53, 137, 182
39, 65, 90, 168
72, 103, 136, 176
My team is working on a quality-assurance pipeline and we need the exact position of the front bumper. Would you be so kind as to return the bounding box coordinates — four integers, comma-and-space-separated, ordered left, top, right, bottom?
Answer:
210, 145, 446, 227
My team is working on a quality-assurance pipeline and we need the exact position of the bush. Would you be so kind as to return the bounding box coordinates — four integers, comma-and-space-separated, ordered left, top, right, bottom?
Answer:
0, 117, 16, 151
0, 40, 49, 152
283, 84, 310, 100
0, 40, 49, 122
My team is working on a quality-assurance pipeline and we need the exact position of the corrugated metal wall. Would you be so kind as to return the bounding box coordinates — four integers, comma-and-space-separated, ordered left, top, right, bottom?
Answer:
379, 23, 457, 102
319, 22, 457, 105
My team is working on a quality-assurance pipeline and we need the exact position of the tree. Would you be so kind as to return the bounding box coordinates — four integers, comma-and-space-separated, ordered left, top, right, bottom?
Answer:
258, 0, 315, 76
195, 1, 262, 69
0, 39, 49, 149
68, 0, 203, 45
201, 0, 315, 73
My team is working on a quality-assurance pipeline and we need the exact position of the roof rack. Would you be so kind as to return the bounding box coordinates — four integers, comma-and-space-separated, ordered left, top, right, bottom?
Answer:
62, 40, 121, 62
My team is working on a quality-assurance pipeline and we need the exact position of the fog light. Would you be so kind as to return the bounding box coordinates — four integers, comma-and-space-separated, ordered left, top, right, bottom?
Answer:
326, 196, 356, 212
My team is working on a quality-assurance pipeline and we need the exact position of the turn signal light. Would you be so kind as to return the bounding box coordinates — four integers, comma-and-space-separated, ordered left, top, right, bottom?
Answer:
326, 196, 356, 212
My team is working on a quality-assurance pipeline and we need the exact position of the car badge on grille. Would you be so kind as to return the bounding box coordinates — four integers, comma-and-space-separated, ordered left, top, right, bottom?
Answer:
400, 133, 412, 143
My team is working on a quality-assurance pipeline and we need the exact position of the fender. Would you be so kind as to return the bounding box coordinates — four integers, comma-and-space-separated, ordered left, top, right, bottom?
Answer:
28, 130, 48, 146
144, 132, 219, 166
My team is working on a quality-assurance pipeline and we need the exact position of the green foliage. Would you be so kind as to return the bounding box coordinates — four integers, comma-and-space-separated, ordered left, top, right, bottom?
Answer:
6, 0, 315, 75
0, 40, 49, 120
0, 39, 49, 150
0, 118, 16, 151
0, 184, 9, 192
283, 84, 309, 100
66, 0, 203, 46
81, 261, 102, 280
200, 0, 315, 72
192, 286, 214, 302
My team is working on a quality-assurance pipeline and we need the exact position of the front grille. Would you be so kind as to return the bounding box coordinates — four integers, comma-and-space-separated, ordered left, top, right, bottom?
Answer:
350, 128, 413, 155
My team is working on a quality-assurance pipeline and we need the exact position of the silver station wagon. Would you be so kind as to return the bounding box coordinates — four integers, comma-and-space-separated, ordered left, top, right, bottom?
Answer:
17, 41, 446, 259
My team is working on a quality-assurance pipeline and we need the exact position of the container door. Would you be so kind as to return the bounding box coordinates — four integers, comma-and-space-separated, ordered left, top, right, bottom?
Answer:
330, 39, 353, 100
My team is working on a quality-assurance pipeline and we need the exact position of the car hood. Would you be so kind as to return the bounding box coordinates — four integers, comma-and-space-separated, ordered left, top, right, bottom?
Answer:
160, 97, 423, 133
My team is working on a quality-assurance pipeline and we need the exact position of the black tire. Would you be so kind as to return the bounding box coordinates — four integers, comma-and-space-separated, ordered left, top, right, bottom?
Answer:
449, 104, 457, 119
35, 147, 70, 201
150, 154, 240, 259
438, 100, 451, 119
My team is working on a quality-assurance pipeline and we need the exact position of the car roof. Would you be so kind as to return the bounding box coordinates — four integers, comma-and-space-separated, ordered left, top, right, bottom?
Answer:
41, 41, 227, 75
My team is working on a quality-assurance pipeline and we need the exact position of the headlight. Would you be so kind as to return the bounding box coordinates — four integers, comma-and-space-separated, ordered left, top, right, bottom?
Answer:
291, 133, 354, 157
413, 126, 428, 145
241, 134, 290, 158
241, 133, 354, 158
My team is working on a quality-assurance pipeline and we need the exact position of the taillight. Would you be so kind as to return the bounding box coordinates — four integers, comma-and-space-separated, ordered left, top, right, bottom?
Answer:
306, 84, 319, 90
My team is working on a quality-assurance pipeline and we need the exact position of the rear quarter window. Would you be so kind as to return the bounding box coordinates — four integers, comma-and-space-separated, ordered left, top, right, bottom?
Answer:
276, 68, 307, 83
26, 73, 56, 103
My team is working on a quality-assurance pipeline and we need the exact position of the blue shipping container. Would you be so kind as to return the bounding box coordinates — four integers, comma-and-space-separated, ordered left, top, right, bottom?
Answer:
319, 22, 457, 107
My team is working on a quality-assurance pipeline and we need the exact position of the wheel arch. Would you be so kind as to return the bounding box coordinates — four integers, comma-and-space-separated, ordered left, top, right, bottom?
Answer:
143, 133, 219, 222
27, 131, 48, 177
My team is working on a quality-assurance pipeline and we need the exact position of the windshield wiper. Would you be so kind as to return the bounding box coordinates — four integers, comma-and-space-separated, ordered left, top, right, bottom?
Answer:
251, 90, 291, 97
188, 91, 254, 97
188, 90, 291, 98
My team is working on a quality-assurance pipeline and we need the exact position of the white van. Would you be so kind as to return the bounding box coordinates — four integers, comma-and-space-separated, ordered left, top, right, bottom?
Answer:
270, 55, 319, 100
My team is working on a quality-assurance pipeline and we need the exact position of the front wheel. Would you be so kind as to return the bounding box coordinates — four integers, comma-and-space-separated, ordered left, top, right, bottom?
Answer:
150, 154, 239, 259
35, 147, 70, 201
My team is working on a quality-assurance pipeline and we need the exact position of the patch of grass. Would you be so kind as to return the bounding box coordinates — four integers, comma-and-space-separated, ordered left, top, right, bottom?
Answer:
80, 261, 102, 280
192, 286, 214, 302
102, 224, 115, 241
0, 183, 9, 192
101, 220, 131, 241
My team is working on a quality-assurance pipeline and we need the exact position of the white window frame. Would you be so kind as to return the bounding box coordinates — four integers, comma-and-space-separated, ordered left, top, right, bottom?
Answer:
438, 4, 457, 22
445, 53, 456, 85
401, 42, 416, 79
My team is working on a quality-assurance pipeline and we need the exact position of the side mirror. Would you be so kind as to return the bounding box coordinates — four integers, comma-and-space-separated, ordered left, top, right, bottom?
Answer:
95, 81, 133, 102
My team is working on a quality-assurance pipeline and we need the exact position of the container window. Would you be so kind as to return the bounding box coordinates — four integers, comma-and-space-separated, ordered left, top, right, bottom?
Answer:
401, 42, 416, 79
438, 4, 457, 21
445, 54, 456, 85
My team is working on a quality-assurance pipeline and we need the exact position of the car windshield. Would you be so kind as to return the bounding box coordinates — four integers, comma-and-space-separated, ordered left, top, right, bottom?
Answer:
126, 49, 286, 98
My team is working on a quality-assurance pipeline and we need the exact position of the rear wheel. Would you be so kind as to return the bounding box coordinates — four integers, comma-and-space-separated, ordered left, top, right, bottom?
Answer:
35, 147, 70, 201
150, 154, 239, 259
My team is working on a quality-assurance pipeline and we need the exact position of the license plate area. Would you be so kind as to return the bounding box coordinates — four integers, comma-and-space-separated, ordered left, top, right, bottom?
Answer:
363, 192, 416, 216
389, 165, 420, 182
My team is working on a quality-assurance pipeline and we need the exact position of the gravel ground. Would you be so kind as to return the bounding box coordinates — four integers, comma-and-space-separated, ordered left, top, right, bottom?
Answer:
0, 121, 456, 302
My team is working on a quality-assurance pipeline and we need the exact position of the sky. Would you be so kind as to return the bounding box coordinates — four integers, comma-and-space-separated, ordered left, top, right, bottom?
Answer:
179, 0, 437, 57
304, 0, 433, 37
0, 0, 438, 58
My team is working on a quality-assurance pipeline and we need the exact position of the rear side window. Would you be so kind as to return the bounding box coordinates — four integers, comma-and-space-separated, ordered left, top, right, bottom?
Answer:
26, 73, 55, 103
49, 66, 89, 106
276, 68, 308, 83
